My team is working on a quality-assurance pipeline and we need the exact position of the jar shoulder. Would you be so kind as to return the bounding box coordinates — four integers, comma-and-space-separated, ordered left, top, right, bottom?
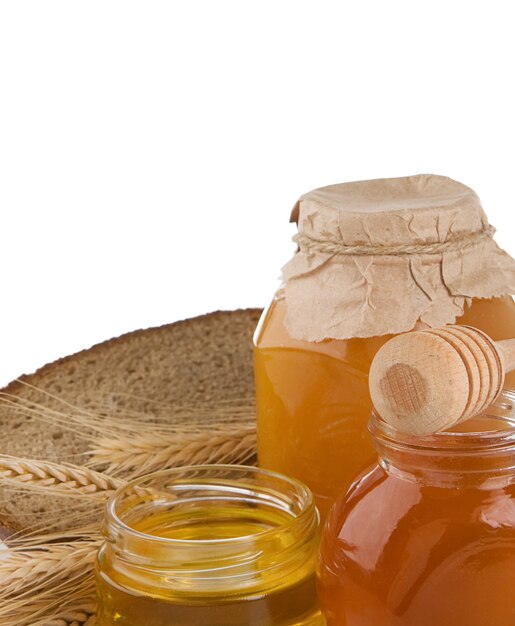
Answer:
254, 296, 391, 362
321, 466, 515, 576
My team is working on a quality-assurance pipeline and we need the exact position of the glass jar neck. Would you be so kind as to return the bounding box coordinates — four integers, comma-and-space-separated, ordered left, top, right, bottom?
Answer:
100, 465, 319, 599
369, 390, 515, 488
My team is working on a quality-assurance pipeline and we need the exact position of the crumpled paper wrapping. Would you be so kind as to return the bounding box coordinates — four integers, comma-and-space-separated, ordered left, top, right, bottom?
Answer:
282, 174, 515, 342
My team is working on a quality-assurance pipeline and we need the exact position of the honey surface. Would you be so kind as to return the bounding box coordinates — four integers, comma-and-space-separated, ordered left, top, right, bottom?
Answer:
254, 296, 515, 518
96, 504, 324, 626
317, 465, 515, 625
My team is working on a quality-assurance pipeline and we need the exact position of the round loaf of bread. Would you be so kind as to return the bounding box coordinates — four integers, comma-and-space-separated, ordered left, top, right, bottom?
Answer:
0, 309, 261, 533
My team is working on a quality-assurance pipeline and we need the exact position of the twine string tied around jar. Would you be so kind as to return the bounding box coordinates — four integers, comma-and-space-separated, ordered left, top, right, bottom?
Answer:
293, 224, 496, 257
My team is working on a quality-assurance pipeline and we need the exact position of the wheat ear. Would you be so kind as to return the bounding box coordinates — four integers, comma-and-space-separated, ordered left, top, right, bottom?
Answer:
0, 455, 123, 497
88, 425, 257, 476
0, 572, 96, 624
0, 540, 99, 596
33, 604, 97, 626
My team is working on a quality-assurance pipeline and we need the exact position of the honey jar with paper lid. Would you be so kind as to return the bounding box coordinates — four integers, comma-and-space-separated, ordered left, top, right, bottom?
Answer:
254, 174, 515, 517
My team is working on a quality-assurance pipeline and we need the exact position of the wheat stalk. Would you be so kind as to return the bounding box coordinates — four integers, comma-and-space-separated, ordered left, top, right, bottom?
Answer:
7, 525, 102, 547
0, 528, 100, 616
33, 604, 97, 626
0, 570, 96, 624
88, 425, 257, 476
0, 392, 123, 439
0, 455, 123, 498
0, 384, 255, 438
0, 381, 257, 624
0, 540, 99, 596
0, 455, 121, 541
3, 503, 105, 542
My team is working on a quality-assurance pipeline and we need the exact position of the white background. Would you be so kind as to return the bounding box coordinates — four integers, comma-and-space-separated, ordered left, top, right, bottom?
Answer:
0, 1, 514, 387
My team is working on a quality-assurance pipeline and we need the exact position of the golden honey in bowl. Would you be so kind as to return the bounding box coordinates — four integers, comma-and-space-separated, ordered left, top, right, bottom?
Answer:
95, 465, 325, 626
317, 392, 515, 626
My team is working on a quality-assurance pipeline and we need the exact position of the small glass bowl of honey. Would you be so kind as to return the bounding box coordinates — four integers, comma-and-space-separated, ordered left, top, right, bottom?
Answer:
95, 465, 324, 626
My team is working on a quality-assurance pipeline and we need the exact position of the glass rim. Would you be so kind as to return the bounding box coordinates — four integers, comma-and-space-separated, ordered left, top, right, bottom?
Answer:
369, 388, 515, 451
105, 463, 317, 546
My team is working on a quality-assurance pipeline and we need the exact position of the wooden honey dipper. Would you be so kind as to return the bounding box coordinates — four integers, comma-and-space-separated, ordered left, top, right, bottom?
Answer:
369, 325, 515, 435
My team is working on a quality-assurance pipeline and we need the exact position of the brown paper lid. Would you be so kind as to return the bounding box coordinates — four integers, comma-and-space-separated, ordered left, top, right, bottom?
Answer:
282, 174, 515, 341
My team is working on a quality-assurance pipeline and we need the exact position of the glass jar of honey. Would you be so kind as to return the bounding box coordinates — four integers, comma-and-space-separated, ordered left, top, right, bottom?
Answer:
317, 391, 515, 626
254, 174, 515, 517
95, 465, 325, 626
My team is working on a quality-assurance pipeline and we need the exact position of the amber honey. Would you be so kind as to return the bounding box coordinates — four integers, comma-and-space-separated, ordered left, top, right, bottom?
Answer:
254, 295, 515, 518
317, 395, 515, 625
95, 465, 325, 626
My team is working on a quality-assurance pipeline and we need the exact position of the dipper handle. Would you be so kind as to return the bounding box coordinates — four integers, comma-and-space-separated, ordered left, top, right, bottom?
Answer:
369, 325, 515, 435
